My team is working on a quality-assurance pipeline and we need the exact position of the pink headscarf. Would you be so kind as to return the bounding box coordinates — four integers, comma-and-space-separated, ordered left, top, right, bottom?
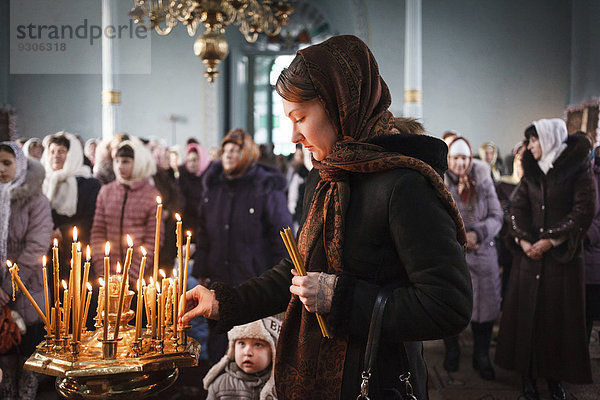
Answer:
186, 143, 210, 177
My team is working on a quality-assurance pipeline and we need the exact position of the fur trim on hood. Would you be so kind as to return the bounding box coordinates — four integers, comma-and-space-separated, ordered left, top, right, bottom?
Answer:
522, 132, 591, 184
203, 316, 282, 400
11, 158, 46, 207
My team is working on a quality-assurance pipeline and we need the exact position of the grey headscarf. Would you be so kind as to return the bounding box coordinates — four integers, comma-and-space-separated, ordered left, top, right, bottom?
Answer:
0, 142, 28, 265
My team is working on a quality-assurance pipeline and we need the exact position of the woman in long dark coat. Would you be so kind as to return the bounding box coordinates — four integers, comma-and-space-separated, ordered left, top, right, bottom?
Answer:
181, 35, 472, 400
495, 119, 594, 400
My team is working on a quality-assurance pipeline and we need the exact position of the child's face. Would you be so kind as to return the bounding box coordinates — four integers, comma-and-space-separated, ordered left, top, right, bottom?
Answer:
0, 150, 17, 183
115, 156, 134, 180
234, 338, 272, 374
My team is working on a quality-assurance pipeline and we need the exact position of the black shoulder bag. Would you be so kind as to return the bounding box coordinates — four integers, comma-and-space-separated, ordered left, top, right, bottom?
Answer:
356, 288, 417, 400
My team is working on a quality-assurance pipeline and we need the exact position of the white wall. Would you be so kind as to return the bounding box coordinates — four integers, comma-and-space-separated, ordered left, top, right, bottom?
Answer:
3, 0, 590, 158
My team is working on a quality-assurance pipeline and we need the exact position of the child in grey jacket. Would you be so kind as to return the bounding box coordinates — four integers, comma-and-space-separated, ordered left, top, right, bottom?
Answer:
203, 316, 281, 400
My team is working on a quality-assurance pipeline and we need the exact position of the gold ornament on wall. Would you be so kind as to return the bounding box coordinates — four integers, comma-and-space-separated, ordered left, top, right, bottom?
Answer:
129, 0, 295, 82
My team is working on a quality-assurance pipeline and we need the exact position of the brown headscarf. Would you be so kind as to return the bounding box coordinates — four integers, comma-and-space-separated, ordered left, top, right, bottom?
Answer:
275, 35, 466, 399
221, 128, 259, 178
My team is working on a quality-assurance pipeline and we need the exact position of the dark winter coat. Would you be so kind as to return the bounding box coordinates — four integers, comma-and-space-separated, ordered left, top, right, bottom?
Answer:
445, 160, 503, 322
495, 132, 595, 383
52, 176, 101, 280
178, 164, 206, 237
192, 162, 292, 286
584, 153, 600, 285
208, 134, 472, 400
1, 159, 53, 326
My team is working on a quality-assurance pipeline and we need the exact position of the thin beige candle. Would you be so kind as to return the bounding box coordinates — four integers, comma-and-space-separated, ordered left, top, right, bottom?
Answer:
78, 246, 91, 341
149, 277, 156, 338
182, 231, 191, 314
135, 247, 147, 340
6, 261, 48, 326
52, 239, 60, 340
73, 240, 81, 342
103, 242, 110, 341
153, 196, 162, 286
42, 256, 50, 335
173, 273, 179, 329
83, 282, 92, 332
71, 228, 78, 341
156, 282, 162, 340
113, 235, 133, 340
175, 213, 183, 301
143, 284, 150, 330
65, 268, 72, 336
61, 280, 68, 334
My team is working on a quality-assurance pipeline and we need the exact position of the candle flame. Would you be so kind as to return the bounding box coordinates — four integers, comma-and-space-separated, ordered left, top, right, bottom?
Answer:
149, 277, 154, 286
140, 246, 147, 256
172, 268, 178, 278
186, 230, 192, 237
156, 281, 160, 292
6, 260, 12, 268
42, 255, 47, 267
159, 269, 166, 279
73, 226, 78, 242
116, 262, 122, 274
99, 278, 105, 287
105, 242, 110, 256
175, 213, 181, 222
62, 280, 67, 290
126, 234, 133, 247
86, 282, 92, 291
156, 196, 162, 205
53, 238, 58, 247
86, 245, 91, 261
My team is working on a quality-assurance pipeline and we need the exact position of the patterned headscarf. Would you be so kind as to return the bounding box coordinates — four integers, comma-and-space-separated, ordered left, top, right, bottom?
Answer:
0, 142, 27, 266
275, 35, 466, 399
220, 129, 259, 178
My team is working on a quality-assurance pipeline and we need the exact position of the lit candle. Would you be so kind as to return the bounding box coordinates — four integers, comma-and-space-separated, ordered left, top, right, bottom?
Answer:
172, 269, 179, 330
113, 235, 133, 340
82, 282, 92, 332
103, 242, 110, 341
78, 245, 91, 341
71, 228, 78, 340
52, 239, 60, 341
175, 213, 183, 324
42, 256, 50, 335
73, 241, 81, 342
153, 196, 163, 286
7, 261, 48, 327
61, 280, 68, 335
157, 282, 163, 340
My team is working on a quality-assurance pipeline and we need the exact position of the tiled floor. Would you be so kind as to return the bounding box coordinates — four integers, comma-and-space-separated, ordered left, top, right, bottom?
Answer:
36, 324, 600, 399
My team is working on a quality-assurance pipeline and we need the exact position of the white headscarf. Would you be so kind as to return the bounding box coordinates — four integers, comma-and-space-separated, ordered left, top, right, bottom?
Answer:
0, 142, 28, 265
533, 118, 568, 174
114, 138, 157, 185
41, 131, 92, 217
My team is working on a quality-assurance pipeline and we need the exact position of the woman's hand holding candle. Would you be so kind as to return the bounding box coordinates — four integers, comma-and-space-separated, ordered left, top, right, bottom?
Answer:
179, 285, 219, 326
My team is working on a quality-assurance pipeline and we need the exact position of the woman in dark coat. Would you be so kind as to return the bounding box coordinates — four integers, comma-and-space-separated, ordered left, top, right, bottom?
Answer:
192, 129, 292, 362
444, 136, 503, 380
182, 35, 472, 400
178, 143, 211, 237
495, 120, 594, 400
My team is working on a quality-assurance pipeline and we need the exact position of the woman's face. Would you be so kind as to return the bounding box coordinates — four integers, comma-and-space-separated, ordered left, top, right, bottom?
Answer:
484, 146, 495, 164
527, 136, 542, 160
29, 143, 44, 160
48, 143, 68, 171
448, 155, 470, 176
221, 143, 242, 173
282, 98, 338, 161
115, 156, 134, 180
185, 151, 199, 174
0, 150, 17, 183
234, 338, 272, 374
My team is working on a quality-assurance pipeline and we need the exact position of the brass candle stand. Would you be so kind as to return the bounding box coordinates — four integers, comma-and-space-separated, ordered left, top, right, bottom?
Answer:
24, 281, 199, 399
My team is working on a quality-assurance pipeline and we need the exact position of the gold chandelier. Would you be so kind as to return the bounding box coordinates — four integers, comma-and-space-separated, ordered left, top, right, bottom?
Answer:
129, 0, 295, 82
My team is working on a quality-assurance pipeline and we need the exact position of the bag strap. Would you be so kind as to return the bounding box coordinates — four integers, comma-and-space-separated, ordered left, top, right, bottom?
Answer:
357, 288, 416, 400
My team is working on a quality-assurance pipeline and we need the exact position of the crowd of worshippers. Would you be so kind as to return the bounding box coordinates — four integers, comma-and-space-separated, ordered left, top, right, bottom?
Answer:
1, 119, 599, 399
